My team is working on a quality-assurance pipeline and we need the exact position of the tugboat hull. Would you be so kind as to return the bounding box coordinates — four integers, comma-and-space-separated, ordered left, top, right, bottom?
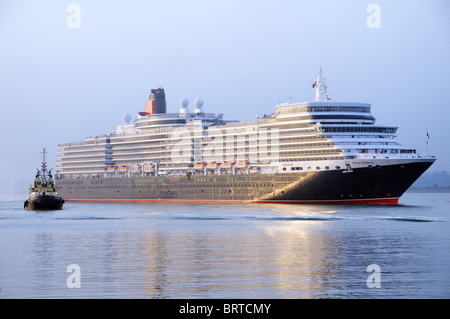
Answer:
25, 148, 64, 211
24, 195, 64, 211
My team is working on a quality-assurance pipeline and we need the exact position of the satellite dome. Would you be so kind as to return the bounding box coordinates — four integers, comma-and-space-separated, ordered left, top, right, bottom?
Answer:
195, 98, 204, 108
123, 113, 131, 123
180, 97, 189, 107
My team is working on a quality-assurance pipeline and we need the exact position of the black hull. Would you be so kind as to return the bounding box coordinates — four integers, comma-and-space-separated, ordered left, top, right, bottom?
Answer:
56, 160, 434, 204
24, 196, 64, 211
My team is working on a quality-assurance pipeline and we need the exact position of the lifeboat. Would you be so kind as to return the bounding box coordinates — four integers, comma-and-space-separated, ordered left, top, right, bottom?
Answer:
107, 166, 118, 172
143, 163, 155, 173
207, 162, 221, 169
220, 162, 235, 169
194, 162, 207, 169
235, 161, 250, 168
130, 164, 142, 173
119, 165, 129, 172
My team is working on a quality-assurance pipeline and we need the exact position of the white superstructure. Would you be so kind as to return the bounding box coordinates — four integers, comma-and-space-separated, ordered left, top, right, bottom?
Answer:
56, 70, 434, 180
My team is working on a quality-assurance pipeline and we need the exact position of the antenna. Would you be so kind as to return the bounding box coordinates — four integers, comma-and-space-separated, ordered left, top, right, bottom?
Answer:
41, 148, 48, 178
313, 67, 330, 101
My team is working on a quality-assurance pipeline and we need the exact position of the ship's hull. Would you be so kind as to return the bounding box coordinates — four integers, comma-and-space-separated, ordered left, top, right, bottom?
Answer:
24, 195, 65, 210
56, 159, 434, 204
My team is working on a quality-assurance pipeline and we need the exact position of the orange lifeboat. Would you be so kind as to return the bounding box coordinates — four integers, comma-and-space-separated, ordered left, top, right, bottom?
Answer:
221, 162, 235, 169
194, 162, 207, 169
194, 162, 206, 166
107, 166, 118, 172
131, 164, 142, 173
143, 163, 155, 173
236, 161, 250, 168
207, 162, 221, 169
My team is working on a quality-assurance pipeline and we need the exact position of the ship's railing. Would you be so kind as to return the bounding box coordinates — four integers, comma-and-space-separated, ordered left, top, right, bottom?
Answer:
223, 118, 275, 128
55, 163, 271, 179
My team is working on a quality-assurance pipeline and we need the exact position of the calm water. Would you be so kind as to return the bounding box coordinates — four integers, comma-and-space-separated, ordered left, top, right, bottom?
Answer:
0, 192, 449, 299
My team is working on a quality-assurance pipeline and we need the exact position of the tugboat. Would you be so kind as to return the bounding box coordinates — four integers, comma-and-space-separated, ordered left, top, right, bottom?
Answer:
24, 148, 64, 210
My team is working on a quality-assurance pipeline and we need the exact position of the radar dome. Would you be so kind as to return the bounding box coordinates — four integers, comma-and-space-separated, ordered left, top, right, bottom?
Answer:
195, 98, 204, 108
123, 113, 131, 123
180, 98, 189, 107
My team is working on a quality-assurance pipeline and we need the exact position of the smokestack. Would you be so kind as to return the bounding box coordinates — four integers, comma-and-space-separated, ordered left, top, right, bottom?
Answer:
144, 88, 167, 114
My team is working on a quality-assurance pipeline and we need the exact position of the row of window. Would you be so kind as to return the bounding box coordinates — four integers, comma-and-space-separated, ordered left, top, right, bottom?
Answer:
321, 126, 397, 133
279, 143, 333, 148
279, 129, 316, 135
60, 128, 320, 159
279, 156, 344, 162
280, 136, 326, 142
282, 165, 336, 171
68, 183, 275, 190
156, 183, 273, 189
277, 105, 370, 115
280, 149, 341, 155
276, 114, 375, 123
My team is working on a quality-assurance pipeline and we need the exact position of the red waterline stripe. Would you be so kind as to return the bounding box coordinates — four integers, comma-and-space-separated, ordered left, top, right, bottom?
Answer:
66, 197, 399, 205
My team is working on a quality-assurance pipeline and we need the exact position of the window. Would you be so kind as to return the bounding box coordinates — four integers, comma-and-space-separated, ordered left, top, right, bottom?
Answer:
322, 126, 397, 134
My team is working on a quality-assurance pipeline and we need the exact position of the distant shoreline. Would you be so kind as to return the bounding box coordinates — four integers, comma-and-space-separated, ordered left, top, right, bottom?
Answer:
407, 187, 450, 193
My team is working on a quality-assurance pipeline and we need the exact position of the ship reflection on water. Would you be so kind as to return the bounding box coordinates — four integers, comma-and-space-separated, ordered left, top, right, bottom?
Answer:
2, 198, 448, 298
111, 207, 357, 298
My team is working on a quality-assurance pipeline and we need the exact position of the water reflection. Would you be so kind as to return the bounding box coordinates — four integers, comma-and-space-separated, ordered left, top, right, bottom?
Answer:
146, 231, 169, 298
135, 211, 337, 298
2, 199, 447, 298
22, 209, 344, 298
32, 233, 56, 296
260, 220, 331, 298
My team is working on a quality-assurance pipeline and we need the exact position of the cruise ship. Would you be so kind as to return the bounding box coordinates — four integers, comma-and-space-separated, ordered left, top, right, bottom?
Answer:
55, 70, 436, 204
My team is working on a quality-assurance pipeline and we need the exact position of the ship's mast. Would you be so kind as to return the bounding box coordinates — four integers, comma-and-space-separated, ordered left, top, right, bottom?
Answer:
41, 148, 48, 178
314, 67, 329, 102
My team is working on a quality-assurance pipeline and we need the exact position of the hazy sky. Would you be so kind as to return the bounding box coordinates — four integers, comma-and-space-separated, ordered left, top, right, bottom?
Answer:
1, 0, 449, 198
